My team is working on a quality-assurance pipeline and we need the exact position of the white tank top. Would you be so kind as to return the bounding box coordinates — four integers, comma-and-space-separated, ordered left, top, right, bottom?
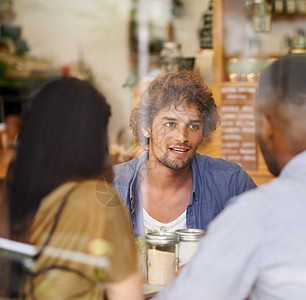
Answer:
143, 208, 187, 233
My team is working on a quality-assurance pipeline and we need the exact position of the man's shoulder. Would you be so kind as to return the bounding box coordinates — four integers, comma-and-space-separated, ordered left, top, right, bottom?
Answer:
113, 157, 138, 174
113, 154, 145, 187
194, 153, 244, 173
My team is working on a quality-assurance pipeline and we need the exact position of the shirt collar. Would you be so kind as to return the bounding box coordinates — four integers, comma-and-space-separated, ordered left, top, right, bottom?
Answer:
280, 150, 306, 178
130, 152, 200, 206
129, 152, 148, 205
190, 154, 199, 203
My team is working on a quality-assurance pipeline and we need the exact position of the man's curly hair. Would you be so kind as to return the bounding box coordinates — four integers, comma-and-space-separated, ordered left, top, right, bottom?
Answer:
130, 71, 220, 149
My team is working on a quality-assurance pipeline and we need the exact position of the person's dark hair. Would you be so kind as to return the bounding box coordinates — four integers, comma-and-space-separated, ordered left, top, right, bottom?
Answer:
257, 54, 306, 109
256, 54, 306, 146
130, 71, 220, 149
2, 76, 111, 242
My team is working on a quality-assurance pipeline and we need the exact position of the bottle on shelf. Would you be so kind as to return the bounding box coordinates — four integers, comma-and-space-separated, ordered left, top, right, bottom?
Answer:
252, 0, 272, 32
272, 0, 284, 14
199, 0, 213, 50
296, 0, 306, 14
272, 0, 306, 15
160, 41, 181, 73
286, 0, 296, 14
194, 0, 215, 82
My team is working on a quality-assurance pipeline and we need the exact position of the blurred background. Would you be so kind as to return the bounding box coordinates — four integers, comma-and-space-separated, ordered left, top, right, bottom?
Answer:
0, 0, 305, 183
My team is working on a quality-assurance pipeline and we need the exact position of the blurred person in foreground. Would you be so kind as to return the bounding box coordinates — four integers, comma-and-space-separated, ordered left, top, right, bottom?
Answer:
153, 54, 306, 299
113, 71, 256, 238
0, 77, 143, 299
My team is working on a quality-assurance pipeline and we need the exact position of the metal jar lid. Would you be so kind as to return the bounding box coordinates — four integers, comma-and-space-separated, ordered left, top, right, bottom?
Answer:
175, 229, 206, 242
145, 232, 179, 245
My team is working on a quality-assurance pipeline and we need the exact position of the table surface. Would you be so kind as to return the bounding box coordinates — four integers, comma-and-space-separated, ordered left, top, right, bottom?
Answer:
143, 283, 163, 299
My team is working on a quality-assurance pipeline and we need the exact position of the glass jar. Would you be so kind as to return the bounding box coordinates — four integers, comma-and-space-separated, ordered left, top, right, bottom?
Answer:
175, 229, 206, 267
296, 1, 306, 14
160, 42, 181, 74
145, 232, 179, 286
252, 0, 272, 33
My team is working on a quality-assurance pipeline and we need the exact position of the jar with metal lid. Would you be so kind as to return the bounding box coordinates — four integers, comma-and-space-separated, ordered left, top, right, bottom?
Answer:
145, 232, 179, 286
175, 229, 206, 267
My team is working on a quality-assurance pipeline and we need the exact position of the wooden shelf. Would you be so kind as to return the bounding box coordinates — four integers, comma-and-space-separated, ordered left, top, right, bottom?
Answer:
199, 1, 276, 185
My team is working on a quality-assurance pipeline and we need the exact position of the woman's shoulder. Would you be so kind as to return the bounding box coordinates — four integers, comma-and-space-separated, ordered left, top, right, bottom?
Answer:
41, 180, 123, 212
80, 179, 123, 208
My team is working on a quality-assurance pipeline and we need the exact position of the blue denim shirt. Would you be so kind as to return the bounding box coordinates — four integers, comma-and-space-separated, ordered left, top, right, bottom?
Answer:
113, 153, 257, 237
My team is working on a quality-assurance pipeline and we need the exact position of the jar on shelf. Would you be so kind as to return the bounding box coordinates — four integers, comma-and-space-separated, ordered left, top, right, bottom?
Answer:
272, 0, 284, 14
145, 232, 179, 286
175, 229, 206, 267
286, 0, 297, 14
160, 42, 181, 73
296, 1, 306, 14
252, 0, 272, 32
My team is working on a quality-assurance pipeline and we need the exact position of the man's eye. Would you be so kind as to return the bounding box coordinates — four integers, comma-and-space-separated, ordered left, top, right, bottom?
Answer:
189, 124, 199, 130
166, 122, 175, 127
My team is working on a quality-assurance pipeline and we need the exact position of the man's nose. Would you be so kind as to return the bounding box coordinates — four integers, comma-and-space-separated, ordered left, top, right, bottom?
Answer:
175, 125, 188, 143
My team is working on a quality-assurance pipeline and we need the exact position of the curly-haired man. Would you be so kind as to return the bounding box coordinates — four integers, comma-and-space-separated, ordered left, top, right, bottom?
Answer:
113, 71, 256, 237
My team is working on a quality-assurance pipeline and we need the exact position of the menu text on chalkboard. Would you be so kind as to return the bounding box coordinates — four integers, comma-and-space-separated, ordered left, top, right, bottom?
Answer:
221, 85, 257, 170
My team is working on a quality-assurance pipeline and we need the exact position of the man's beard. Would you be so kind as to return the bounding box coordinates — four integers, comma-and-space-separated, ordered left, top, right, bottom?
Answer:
157, 152, 193, 170
151, 140, 195, 170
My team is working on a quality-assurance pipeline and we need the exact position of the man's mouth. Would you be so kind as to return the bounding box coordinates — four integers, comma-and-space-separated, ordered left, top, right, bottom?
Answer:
169, 147, 190, 154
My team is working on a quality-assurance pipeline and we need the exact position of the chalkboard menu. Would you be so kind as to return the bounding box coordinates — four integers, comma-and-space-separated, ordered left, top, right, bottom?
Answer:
221, 85, 258, 170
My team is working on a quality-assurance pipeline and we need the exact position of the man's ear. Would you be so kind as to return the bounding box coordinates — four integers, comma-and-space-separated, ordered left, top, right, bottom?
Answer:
260, 113, 274, 146
140, 126, 151, 138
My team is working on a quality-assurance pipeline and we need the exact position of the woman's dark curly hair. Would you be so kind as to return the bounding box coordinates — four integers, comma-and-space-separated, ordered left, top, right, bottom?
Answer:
130, 71, 220, 149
